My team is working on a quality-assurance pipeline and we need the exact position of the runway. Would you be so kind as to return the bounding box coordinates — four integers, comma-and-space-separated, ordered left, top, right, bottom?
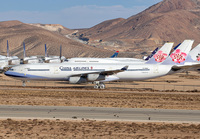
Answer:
0, 105, 200, 123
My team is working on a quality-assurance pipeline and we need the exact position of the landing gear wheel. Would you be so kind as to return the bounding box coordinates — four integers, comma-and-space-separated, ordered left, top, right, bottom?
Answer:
93, 82, 106, 89
99, 83, 105, 89
94, 85, 99, 89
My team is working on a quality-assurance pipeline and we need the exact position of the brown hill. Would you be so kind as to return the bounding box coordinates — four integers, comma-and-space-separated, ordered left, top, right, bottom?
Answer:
72, 0, 200, 52
0, 20, 118, 58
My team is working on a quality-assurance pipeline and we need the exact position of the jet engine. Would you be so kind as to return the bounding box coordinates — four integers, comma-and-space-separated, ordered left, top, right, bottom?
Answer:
69, 76, 87, 84
87, 74, 105, 81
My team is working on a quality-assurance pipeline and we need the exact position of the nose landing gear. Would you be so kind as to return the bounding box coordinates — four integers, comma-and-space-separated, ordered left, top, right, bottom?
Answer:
22, 81, 26, 87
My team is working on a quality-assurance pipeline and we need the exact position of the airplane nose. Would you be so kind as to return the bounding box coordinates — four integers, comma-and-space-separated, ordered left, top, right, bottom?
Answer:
4, 71, 11, 76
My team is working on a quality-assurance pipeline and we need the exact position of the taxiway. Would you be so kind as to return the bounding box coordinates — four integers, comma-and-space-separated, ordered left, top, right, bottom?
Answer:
0, 105, 199, 123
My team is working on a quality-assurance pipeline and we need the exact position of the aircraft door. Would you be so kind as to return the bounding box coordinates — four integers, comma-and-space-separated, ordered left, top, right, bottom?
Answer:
153, 65, 159, 73
54, 67, 59, 74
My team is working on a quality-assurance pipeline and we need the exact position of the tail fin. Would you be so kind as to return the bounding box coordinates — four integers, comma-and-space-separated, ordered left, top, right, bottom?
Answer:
185, 44, 200, 62
23, 42, 26, 58
7, 40, 9, 57
145, 42, 174, 64
110, 51, 119, 58
144, 47, 159, 61
45, 44, 48, 57
161, 40, 194, 65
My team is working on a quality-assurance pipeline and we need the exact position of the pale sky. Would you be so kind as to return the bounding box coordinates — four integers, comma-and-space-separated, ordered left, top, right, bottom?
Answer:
0, 0, 162, 29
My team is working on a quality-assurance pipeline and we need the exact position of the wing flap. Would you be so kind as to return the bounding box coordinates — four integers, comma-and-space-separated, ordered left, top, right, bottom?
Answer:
70, 66, 128, 77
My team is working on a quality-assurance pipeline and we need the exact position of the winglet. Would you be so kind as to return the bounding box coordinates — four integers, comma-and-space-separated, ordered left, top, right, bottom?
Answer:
23, 42, 26, 58
45, 44, 48, 57
7, 40, 9, 57
121, 66, 128, 71
110, 51, 119, 58
162, 40, 194, 65
145, 42, 174, 64
60, 45, 62, 60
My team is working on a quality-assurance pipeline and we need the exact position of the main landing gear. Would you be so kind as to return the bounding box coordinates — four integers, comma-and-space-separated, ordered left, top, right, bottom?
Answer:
94, 81, 105, 89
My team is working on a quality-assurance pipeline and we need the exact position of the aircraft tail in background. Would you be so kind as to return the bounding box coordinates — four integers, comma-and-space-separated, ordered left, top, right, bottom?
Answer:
161, 40, 194, 65
145, 42, 174, 64
185, 44, 200, 62
110, 51, 119, 58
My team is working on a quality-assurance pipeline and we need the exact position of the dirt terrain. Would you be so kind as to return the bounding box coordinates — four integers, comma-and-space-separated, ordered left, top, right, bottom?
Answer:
0, 87, 200, 110
0, 71, 200, 138
0, 71, 200, 110
0, 119, 199, 139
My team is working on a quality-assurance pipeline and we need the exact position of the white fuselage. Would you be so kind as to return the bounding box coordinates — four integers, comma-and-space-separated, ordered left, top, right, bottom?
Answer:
5, 62, 172, 82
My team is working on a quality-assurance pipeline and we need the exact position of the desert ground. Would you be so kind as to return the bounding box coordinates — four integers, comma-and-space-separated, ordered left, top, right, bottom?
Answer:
0, 119, 199, 139
0, 71, 200, 138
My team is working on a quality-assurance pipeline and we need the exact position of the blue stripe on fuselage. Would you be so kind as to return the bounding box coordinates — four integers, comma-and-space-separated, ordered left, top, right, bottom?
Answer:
4, 71, 48, 79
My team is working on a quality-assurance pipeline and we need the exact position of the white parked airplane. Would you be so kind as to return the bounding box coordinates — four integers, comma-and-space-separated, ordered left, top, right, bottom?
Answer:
22, 42, 41, 64
44, 44, 66, 63
6, 40, 20, 65
67, 42, 174, 64
4, 40, 196, 89
0, 40, 20, 71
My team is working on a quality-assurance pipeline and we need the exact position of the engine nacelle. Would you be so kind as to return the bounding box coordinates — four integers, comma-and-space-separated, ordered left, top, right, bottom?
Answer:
69, 76, 87, 84
9, 59, 20, 65
87, 74, 105, 81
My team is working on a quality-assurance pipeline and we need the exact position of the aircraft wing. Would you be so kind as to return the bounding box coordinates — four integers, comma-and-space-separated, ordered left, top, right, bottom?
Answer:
171, 64, 200, 72
70, 66, 128, 77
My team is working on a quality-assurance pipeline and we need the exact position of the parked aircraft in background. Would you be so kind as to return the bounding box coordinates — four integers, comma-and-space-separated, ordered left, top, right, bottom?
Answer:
0, 55, 8, 72
110, 51, 119, 58
67, 42, 173, 64
22, 42, 41, 64
0, 40, 21, 71
44, 44, 66, 63
4, 40, 197, 89
6, 40, 20, 65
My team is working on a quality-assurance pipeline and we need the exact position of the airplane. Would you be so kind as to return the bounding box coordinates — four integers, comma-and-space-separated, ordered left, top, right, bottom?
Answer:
6, 40, 20, 65
0, 55, 8, 72
22, 42, 42, 64
0, 40, 20, 72
67, 42, 173, 64
110, 51, 119, 58
4, 40, 196, 89
44, 44, 66, 63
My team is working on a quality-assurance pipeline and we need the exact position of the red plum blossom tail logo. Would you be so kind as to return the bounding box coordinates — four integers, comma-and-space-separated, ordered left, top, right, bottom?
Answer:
170, 49, 187, 63
153, 50, 168, 62
196, 54, 200, 61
